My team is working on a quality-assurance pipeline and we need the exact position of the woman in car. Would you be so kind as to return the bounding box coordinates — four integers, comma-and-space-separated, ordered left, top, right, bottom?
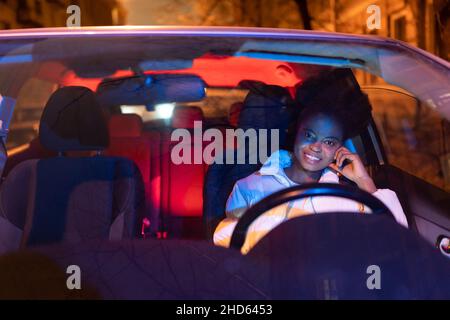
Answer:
213, 69, 409, 254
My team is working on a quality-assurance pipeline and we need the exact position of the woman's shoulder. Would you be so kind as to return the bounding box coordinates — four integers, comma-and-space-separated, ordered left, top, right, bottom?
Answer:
234, 170, 279, 190
234, 171, 261, 187
232, 170, 289, 205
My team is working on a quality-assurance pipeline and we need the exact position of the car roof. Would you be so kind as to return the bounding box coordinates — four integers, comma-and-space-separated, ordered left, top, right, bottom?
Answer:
0, 25, 399, 40
1, 26, 449, 120
0, 26, 448, 68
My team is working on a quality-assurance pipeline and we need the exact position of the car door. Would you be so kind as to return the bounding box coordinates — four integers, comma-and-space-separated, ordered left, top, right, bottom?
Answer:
363, 85, 450, 247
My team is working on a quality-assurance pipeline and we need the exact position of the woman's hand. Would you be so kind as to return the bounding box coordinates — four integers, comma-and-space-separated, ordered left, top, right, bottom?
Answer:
328, 147, 377, 193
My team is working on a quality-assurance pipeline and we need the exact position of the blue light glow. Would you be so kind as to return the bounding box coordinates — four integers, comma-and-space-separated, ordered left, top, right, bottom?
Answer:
0, 54, 33, 64
235, 52, 363, 68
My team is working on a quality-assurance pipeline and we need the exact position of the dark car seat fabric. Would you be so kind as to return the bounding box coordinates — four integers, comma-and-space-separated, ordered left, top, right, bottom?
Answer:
39, 87, 109, 152
2, 157, 145, 247
3, 137, 56, 178
171, 106, 204, 130
0, 86, 145, 250
109, 113, 143, 138
203, 85, 298, 239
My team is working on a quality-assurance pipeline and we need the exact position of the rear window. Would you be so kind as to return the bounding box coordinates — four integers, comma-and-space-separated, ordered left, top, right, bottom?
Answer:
119, 87, 248, 126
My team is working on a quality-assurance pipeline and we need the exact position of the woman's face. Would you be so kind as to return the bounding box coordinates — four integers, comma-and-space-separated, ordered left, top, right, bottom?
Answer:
293, 113, 344, 172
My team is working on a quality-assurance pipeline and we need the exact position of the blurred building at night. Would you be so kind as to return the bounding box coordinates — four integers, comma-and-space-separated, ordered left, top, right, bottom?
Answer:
0, 0, 126, 29
121, 0, 448, 61
306, 0, 449, 61
1, 0, 448, 61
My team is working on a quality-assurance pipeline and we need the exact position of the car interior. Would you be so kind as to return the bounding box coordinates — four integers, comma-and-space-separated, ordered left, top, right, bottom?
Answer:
0, 32, 449, 299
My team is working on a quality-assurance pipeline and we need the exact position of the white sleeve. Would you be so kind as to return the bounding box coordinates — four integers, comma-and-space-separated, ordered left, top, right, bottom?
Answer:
225, 182, 250, 219
213, 218, 238, 248
372, 188, 409, 228
213, 181, 251, 248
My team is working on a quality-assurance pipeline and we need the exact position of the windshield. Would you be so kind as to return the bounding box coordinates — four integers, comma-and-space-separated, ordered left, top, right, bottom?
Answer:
0, 29, 449, 300
1, 31, 449, 118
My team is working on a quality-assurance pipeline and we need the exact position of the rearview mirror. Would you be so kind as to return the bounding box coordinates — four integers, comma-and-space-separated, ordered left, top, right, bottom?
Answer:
97, 74, 206, 110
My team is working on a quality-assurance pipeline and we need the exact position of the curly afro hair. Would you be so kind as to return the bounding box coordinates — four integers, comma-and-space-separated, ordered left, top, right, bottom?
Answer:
294, 68, 372, 141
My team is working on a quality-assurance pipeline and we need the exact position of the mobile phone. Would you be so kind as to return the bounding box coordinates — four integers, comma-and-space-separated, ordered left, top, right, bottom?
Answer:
330, 159, 356, 186
332, 158, 351, 170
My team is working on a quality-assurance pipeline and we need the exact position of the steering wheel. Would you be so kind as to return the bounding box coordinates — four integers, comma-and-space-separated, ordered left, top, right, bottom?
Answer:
229, 183, 394, 250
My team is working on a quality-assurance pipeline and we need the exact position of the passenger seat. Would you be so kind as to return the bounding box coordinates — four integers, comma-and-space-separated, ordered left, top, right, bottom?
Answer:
3, 137, 56, 178
0, 87, 146, 252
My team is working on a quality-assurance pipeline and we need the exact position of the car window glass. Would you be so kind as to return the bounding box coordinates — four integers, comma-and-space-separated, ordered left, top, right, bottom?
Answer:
6, 78, 57, 151
367, 87, 450, 191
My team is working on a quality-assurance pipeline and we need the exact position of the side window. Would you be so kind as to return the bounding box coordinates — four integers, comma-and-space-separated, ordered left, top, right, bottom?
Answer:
6, 78, 57, 151
365, 87, 450, 192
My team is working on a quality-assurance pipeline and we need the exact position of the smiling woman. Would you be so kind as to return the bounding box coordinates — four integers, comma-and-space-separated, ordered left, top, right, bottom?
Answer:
213, 69, 409, 253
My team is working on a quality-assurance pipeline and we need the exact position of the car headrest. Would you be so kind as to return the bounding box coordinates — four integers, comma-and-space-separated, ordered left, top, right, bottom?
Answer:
109, 114, 143, 138
171, 106, 204, 129
238, 84, 295, 129
39, 86, 109, 152
229, 102, 243, 127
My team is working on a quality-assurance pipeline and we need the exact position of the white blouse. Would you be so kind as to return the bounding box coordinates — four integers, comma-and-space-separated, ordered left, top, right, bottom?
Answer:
213, 150, 409, 254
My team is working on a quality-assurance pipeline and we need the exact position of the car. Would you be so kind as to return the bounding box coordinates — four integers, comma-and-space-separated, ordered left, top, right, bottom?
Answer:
0, 26, 449, 300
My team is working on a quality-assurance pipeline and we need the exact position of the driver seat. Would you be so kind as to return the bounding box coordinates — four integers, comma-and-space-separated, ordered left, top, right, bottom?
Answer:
0, 87, 145, 252
203, 84, 297, 239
